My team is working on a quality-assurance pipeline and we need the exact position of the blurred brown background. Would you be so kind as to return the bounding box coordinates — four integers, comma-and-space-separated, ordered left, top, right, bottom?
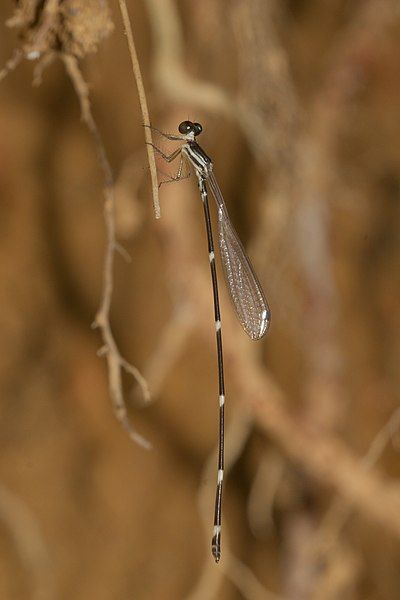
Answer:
1, 1, 400, 599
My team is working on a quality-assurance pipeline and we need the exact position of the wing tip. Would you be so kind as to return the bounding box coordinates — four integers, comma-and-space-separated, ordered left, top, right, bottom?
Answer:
257, 308, 271, 340
244, 308, 271, 340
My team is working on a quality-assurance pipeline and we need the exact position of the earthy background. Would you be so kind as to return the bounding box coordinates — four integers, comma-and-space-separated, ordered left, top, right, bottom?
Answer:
1, 1, 400, 599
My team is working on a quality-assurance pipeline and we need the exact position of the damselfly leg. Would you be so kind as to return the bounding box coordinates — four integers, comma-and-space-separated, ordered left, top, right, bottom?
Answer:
147, 141, 190, 187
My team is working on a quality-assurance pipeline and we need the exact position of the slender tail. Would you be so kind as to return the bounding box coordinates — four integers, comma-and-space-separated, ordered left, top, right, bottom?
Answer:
197, 173, 225, 563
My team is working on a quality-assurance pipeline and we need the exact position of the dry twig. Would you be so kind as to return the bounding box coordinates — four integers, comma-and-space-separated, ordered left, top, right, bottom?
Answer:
62, 53, 150, 449
1, 1, 151, 447
117, 0, 161, 219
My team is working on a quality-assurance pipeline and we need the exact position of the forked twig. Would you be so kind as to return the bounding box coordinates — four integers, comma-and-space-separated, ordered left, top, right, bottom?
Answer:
117, 0, 161, 219
1, 0, 60, 82
62, 53, 150, 450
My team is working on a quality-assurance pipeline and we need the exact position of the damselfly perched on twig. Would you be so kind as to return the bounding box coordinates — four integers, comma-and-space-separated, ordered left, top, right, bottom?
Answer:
148, 121, 271, 562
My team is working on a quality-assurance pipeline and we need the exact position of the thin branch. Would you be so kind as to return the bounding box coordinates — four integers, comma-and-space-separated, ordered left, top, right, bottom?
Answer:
62, 53, 151, 450
117, 0, 161, 219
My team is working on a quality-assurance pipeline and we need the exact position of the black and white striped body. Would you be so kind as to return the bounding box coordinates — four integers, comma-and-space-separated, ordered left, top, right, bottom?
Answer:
182, 141, 225, 562
197, 172, 225, 563
148, 120, 270, 564
182, 140, 213, 177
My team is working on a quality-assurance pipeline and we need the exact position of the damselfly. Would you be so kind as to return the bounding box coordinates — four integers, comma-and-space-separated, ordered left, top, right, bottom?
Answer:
149, 121, 270, 562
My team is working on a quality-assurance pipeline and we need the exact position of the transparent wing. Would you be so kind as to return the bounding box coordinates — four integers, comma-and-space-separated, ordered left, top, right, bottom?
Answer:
208, 172, 271, 340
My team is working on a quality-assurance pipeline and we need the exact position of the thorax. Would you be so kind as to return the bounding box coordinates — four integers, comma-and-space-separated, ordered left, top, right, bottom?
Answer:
183, 141, 213, 176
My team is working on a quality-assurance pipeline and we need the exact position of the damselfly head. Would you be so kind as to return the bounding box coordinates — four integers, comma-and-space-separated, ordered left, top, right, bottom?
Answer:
178, 121, 203, 137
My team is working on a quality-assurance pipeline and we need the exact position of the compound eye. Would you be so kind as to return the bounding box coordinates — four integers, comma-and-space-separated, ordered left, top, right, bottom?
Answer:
193, 122, 203, 136
178, 121, 193, 134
